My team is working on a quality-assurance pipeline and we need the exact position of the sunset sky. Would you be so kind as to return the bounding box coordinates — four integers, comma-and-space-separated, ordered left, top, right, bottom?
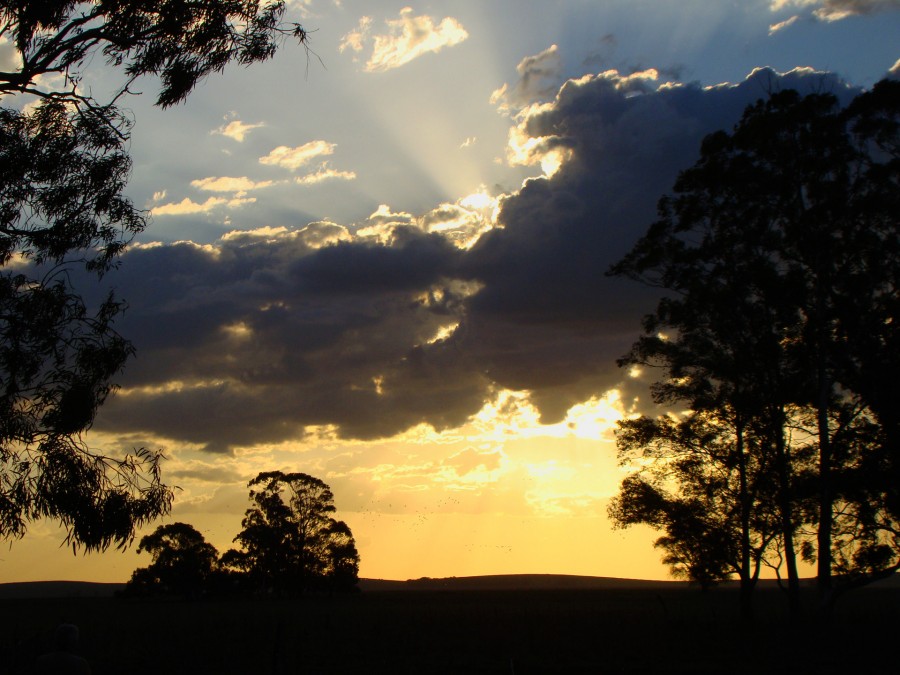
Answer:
2, 0, 899, 584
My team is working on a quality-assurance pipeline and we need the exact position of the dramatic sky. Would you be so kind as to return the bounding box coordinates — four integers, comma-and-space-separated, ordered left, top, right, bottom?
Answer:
3, 0, 899, 583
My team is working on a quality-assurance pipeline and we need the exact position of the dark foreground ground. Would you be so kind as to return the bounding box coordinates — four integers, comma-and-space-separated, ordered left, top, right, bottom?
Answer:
1, 579, 897, 674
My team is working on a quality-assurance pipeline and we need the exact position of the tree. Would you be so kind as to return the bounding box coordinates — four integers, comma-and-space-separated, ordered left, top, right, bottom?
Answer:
0, 1, 309, 550
226, 471, 360, 594
125, 521, 219, 597
609, 413, 783, 603
610, 81, 900, 618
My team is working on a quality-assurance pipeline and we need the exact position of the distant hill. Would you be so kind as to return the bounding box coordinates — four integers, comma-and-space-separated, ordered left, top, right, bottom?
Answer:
0, 581, 126, 599
357, 574, 684, 592
0, 575, 674, 598
3, 573, 897, 598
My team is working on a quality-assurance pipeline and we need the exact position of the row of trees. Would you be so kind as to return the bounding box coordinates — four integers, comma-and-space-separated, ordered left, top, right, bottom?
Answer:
607, 80, 899, 619
125, 471, 360, 598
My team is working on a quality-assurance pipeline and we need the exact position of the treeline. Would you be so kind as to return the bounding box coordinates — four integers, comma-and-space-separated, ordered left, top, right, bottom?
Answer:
122, 471, 359, 599
608, 79, 899, 620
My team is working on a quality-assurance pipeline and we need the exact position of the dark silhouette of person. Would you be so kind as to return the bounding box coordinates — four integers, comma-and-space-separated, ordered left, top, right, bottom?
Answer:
35, 624, 91, 675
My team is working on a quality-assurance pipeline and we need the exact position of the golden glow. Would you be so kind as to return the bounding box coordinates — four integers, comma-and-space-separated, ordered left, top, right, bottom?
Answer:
426, 322, 459, 344
506, 117, 572, 178
471, 389, 625, 442
221, 321, 253, 340
3, 388, 817, 584
116, 378, 228, 397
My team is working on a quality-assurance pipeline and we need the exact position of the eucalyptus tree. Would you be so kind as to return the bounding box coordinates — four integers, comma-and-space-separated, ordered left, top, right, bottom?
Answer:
0, 1, 309, 550
126, 522, 220, 597
609, 412, 782, 603
226, 471, 360, 594
610, 80, 900, 617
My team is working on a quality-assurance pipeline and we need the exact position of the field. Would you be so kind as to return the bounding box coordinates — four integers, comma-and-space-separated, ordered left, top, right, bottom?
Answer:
1, 577, 897, 674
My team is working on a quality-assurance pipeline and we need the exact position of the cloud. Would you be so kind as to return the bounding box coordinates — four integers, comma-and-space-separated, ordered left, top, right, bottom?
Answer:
456, 65, 860, 422
347, 8, 469, 73
93, 66, 862, 455
770, 0, 900, 21
191, 176, 278, 193
93, 226, 479, 451
769, 15, 802, 33
0, 37, 22, 72
443, 448, 504, 477
294, 165, 357, 185
339, 16, 372, 53
259, 141, 336, 171
150, 196, 255, 216
211, 119, 265, 142
491, 45, 563, 114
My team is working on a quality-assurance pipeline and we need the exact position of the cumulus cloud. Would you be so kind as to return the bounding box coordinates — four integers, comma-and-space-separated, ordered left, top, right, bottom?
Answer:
94, 226, 477, 451
93, 66, 863, 454
259, 141, 336, 170
212, 118, 265, 142
345, 8, 469, 73
456, 65, 859, 422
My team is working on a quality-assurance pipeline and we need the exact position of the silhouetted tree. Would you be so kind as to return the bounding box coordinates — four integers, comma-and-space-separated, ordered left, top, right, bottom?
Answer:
226, 471, 359, 595
0, 1, 309, 550
125, 522, 219, 597
610, 80, 900, 618
609, 411, 784, 614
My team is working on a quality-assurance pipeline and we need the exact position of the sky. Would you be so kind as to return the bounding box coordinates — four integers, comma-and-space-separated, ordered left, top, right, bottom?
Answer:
2, 0, 899, 584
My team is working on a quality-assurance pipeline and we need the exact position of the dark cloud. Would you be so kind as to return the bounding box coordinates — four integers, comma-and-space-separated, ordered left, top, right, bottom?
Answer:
93, 66, 862, 451
291, 227, 459, 294
454, 66, 860, 422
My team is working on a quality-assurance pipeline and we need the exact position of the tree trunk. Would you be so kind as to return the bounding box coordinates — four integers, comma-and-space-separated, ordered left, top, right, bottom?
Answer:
815, 281, 834, 615
774, 405, 801, 618
737, 420, 754, 622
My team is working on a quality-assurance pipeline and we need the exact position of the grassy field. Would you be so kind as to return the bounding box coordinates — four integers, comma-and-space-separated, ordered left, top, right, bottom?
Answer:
1, 582, 897, 674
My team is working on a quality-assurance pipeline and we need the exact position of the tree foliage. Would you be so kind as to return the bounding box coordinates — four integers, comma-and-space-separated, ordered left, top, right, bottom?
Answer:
609, 80, 899, 615
226, 471, 360, 595
125, 522, 219, 597
0, 1, 308, 550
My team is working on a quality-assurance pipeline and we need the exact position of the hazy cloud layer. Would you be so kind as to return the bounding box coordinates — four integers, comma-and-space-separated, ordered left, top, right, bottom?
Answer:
96, 67, 861, 453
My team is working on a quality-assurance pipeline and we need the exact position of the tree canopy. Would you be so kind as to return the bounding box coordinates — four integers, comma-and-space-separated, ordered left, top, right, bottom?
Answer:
126, 521, 219, 597
0, 0, 308, 550
609, 80, 899, 617
225, 471, 360, 595
126, 472, 360, 598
